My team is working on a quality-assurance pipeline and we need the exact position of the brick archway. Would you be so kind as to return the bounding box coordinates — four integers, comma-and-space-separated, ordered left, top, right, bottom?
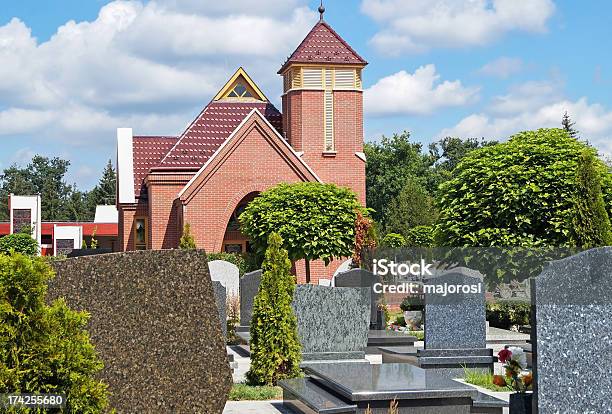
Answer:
220, 190, 260, 254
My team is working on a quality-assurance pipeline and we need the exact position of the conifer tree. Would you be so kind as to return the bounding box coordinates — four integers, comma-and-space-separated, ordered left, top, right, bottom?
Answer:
179, 223, 197, 249
571, 150, 612, 248
246, 233, 301, 385
562, 111, 579, 138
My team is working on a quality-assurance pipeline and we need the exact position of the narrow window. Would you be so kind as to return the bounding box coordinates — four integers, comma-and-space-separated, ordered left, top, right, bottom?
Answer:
134, 218, 148, 250
324, 90, 334, 151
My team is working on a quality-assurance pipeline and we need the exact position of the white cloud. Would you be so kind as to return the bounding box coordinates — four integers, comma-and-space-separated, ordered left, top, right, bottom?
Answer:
0, 0, 315, 142
361, 0, 555, 54
440, 90, 612, 156
364, 64, 479, 116
478, 57, 524, 79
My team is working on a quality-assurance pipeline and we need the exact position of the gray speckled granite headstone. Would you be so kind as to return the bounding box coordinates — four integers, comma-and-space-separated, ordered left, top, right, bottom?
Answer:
292, 285, 370, 360
533, 247, 612, 413
212, 281, 227, 337
239, 269, 261, 326
334, 268, 381, 330
424, 267, 486, 350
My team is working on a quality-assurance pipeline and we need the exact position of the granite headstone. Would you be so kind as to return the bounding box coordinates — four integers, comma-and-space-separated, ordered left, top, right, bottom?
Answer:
532, 247, 612, 413
50, 250, 231, 413
212, 280, 227, 337
334, 268, 382, 329
239, 269, 261, 327
292, 285, 370, 361
209, 260, 239, 297
418, 267, 494, 378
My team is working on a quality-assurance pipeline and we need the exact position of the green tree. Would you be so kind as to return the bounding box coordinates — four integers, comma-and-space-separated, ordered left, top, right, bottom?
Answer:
571, 150, 612, 248
385, 177, 438, 238
0, 253, 109, 412
436, 128, 612, 247
365, 132, 434, 225
179, 223, 197, 249
246, 233, 301, 385
562, 111, 579, 138
240, 182, 365, 283
88, 160, 116, 209
429, 136, 497, 174
0, 156, 85, 221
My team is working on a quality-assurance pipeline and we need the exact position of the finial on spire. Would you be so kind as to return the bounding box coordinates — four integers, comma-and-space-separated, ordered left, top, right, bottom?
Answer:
318, 0, 325, 21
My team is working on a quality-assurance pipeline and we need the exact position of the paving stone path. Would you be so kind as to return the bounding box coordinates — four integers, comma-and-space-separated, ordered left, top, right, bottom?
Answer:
223, 401, 295, 414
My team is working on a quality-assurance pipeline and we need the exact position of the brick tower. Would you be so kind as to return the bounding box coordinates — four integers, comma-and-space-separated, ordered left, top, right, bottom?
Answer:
279, 9, 368, 204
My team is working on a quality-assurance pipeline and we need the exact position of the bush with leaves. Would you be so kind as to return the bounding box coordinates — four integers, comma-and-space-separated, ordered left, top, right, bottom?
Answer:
436, 128, 612, 247
381, 233, 406, 248
571, 150, 612, 248
405, 225, 435, 247
246, 233, 301, 385
385, 177, 438, 238
179, 223, 197, 249
240, 182, 366, 282
486, 300, 531, 329
0, 233, 39, 256
0, 253, 109, 413
207, 252, 249, 277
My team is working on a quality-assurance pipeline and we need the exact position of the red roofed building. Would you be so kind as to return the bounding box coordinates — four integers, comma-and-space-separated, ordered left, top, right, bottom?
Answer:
116, 16, 367, 283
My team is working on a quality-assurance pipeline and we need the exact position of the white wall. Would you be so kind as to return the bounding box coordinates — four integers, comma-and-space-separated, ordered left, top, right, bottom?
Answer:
9, 194, 42, 252
117, 128, 135, 204
53, 225, 83, 256
94, 205, 119, 223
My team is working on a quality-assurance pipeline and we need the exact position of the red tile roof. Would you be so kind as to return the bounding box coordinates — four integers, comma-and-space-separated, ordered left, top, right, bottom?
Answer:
132, 136, 177, 198
157, 101, 282, 169
278, 21, 367, 74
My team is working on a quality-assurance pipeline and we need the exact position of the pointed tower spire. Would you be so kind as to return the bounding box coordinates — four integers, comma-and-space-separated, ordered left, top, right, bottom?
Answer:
318, 0, 325, 21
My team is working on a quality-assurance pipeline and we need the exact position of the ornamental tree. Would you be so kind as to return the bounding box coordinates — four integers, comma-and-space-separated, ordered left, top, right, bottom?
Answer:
0, 253, 109, 412
571, 150, 612, 248
436, 128, 612, 247
240, 182, 366, 282
246, 233, 301, 385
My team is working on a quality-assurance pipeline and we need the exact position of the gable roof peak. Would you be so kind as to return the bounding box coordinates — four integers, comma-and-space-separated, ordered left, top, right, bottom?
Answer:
278, 20, 367, 74
213, 67, 269, 102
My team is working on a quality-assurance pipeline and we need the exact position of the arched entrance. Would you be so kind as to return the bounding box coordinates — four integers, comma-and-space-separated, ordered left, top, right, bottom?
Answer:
221, 191, 259, 253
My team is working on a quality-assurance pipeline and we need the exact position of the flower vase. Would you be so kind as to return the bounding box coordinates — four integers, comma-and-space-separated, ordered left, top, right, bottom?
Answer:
509, 392, 532, 414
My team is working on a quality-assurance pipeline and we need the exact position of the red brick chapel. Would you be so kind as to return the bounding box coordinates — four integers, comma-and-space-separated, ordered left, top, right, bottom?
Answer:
116, 13, 367, 283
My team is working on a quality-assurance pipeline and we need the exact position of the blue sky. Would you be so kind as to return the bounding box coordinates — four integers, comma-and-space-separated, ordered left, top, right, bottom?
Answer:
0, 0, 610, 190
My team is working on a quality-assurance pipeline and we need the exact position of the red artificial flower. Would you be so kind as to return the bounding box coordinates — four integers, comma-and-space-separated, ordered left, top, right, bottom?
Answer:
498, 348, 512, 363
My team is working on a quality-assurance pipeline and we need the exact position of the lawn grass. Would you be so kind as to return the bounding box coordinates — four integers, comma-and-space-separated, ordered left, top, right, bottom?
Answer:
228, 383, 283, 401
463, 368, 510, 392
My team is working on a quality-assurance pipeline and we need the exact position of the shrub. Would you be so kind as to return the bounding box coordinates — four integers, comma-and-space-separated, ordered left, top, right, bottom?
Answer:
179, 223, 197, 249
0, 233, 39, 256
486, 300, 531, 329
240, 182, 366, 282
436, 128, 611, 247
405, 225, 434, 247
0, 253, 109, 412
246, 233, 301, 385
571, 149, 612, 248
228, 384, 282, 401
381, 233, 406, 248
207, 252, 248, 277
400, 295, 424, 312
